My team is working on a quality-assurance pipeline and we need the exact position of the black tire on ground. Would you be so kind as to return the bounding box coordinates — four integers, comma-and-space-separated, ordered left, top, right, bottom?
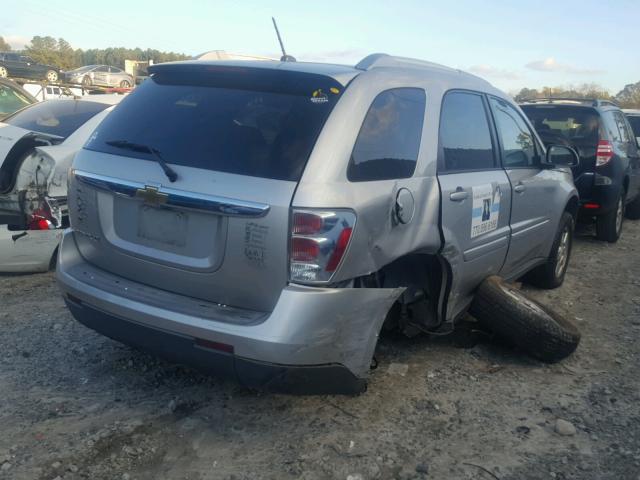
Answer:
525, 212, 574, 289
624, 193, 640, 220
469, 276, 580, 363
596, 190, 624, 242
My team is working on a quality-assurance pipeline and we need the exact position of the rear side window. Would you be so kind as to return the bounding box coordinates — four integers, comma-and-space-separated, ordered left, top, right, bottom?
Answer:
85, 69, 343, 182
613, 111, 631, 144
439, 91, 494, 171
627, 115, 640, 138
3, 100, 108, 139
347, 88, 425, 182
490, 98, 538, 168
604, 112, 622, 142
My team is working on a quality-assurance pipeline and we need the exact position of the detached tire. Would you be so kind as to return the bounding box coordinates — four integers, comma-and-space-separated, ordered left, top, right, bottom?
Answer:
469, 276, 580, 363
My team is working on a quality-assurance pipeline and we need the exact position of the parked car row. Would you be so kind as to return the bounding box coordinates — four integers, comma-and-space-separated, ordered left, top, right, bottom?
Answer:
0, 52, 135, 88
0, 53, 637, 393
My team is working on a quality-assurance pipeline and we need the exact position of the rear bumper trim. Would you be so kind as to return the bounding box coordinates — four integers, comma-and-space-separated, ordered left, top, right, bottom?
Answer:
65, 297, 366, 395
56, 229, 404, 390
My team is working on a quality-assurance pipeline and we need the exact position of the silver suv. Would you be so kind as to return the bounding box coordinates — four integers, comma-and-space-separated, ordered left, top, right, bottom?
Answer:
57, 54, 579, 393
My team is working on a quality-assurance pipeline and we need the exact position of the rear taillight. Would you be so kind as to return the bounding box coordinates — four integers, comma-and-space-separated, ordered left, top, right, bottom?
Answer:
596, 140, 613, 166
289, 210, 356, 283
27, 204, 56, 230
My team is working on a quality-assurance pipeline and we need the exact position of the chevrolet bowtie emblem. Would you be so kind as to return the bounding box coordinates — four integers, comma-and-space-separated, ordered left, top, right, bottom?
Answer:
135, 185, 168, 206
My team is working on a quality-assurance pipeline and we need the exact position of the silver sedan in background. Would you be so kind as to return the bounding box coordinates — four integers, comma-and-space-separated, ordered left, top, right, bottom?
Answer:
64, 65, 134, 88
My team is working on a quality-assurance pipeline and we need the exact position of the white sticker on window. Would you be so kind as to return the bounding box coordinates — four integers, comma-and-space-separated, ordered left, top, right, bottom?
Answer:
471, 184, 501, 238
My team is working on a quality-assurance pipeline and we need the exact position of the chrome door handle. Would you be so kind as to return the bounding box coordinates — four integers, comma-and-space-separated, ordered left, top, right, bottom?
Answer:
514, 184, 526, 193
449, 190, 469, 201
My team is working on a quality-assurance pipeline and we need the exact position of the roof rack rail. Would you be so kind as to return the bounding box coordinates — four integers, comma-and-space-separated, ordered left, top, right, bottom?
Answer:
355, 53, 460, 74
521, 97, 619, 108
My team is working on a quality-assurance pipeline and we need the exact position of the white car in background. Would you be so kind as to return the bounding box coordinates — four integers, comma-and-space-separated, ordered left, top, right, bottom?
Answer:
0, 95, 123, 272
21, 82, 86, 101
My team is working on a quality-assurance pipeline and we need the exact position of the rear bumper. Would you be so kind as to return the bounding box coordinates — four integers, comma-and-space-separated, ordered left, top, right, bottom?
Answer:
56, 230, 403, 394
574, 172, 622, 217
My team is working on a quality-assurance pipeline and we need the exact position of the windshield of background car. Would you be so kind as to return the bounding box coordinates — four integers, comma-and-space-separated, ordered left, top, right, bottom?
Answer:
84, 66, 345, 181
0, 84, 34, 117
626, 115, 640, 138
3, 100, 109, 139
521, 105, 602, 148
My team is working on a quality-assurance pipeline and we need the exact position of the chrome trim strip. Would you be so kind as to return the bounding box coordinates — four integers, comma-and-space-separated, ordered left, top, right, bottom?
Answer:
73, 169, 270, 218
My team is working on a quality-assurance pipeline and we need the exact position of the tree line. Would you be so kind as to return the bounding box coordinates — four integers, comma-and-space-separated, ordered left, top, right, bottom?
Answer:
0, 35, 190, 70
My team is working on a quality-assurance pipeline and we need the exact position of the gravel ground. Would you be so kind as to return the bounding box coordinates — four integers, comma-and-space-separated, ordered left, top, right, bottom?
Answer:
0, 221, 639, 480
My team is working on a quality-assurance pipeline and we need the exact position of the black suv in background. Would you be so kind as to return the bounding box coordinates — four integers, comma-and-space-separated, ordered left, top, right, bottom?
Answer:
0, 52, 60, 83
521, 99, 640, 242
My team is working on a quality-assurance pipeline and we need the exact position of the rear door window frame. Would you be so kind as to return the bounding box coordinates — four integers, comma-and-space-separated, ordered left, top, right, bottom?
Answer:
488, 95, 543, 170
437, 89, 500, 175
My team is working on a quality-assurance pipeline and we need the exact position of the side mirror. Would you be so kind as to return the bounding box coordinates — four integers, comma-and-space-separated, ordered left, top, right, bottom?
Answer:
546, 144, 579, 168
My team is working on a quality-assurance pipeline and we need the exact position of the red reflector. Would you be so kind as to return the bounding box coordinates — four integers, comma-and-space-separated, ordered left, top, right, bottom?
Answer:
291, 237, 320, 262
194, 338, 234, 354
326, 227, 353, 272
583, 203, 600, 209
292, 212, 324, 235
28, 218, 51, 230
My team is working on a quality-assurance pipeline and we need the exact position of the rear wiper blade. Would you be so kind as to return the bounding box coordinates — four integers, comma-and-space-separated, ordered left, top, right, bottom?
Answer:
105, 139, 178, 183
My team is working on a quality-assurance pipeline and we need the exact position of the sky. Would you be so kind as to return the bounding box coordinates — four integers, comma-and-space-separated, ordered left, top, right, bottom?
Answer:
2, 0, 639, 94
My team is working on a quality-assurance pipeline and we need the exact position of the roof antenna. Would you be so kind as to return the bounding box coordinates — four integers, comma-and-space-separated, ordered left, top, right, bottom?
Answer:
272, 17, 296, 62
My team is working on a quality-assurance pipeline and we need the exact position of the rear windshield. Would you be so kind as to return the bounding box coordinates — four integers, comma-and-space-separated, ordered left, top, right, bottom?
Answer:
627, 115, 640, 138
521, 105, 601, 147
3, 100, 109, 139
84, 67, 344, 181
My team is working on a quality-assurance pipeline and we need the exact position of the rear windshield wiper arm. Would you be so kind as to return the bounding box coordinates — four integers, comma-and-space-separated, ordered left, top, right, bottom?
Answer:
105, 139, 178, 183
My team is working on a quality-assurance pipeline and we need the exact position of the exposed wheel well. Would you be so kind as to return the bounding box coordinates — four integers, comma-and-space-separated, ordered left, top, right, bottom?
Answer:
355, 253, 450, 334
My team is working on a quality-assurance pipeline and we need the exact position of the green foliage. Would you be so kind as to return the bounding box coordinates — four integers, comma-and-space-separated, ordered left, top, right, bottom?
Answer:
21, 36, 189, 70
514, 84, 613, 103
614, 81, 640, 109
0, 36, 11, 51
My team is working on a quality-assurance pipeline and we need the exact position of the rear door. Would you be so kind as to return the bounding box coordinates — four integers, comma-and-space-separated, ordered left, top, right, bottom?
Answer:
70, 65, 349, 312
93, 66, 109, 86
437, 90, 511, 318
488, 97, 557, 275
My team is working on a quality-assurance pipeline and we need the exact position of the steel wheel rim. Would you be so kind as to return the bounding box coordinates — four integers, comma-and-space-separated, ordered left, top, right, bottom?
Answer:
615, 197, 624, 235
555, 227, 570, 278
0, 67, 7, 77
47, 71, 57, 82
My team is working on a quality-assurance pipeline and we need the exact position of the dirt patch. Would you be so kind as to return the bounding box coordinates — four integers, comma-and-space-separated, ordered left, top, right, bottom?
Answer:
0, 222, 639, 480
